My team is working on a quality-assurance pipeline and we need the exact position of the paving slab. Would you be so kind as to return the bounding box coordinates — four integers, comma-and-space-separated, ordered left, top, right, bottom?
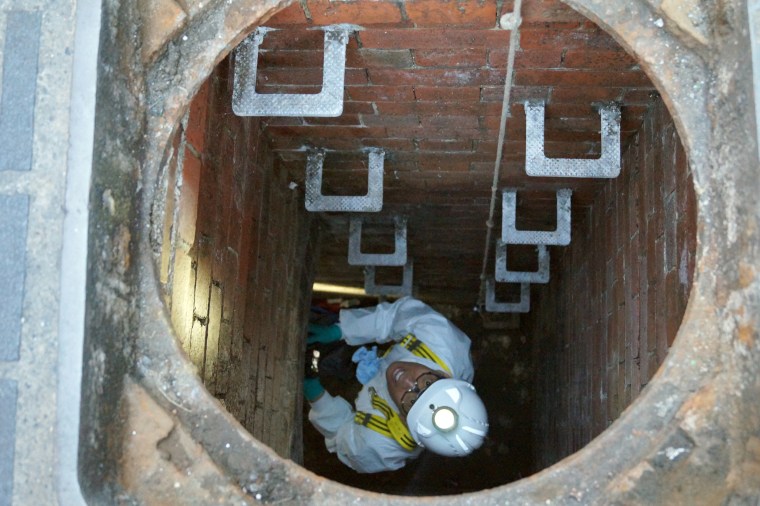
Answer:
0, 0, 98, 504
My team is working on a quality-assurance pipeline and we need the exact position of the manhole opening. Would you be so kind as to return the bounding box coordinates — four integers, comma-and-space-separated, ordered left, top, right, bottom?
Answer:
150, 0, 696, 498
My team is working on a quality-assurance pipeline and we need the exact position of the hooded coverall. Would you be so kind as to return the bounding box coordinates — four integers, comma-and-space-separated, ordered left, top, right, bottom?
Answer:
307, 296, 475, 473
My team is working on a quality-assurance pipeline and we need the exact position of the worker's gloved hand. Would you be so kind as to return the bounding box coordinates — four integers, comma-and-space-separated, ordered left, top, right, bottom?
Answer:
352, 346, 381, 385
307, 323, 342, 345
303, 377, 325, 402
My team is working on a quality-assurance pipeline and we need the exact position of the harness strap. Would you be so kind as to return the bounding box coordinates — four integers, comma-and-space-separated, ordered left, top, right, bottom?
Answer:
398, 334, 452, 375
354, 388, 417, 451
356, 334, 451, 449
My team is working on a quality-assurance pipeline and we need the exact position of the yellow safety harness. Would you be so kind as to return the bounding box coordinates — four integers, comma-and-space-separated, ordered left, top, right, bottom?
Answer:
354, 388, 418, 451
396, 334, 451, 375
354, 334, 451, 450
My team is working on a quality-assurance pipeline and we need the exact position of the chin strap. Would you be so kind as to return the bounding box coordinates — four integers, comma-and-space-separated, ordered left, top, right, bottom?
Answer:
354, 388, 417, 451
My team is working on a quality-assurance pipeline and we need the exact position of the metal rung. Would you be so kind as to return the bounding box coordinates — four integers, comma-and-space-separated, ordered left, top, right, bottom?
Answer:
364, 260, 413, 297
501, 188, 572, 245
305, 149, 384, 212
485, 278, 530, 313
348, 216, 407, 266
525, 100, 621, 178
232, 26, 352, 117
495, 241, 550, 283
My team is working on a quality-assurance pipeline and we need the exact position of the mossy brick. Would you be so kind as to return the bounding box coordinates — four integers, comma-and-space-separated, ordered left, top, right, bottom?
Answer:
414, 48, 487, 68
347, 48, 414, 69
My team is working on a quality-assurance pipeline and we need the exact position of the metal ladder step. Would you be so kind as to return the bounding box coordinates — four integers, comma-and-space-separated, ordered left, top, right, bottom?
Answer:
305, 149, 384, 212
348, 215, 407, 266
525, 99, 621, 178
364, 260, 413, 297
501, 188, 572, 246
232, 25, 353, 117
485, 278, 530, 313
495, 241, 550, 283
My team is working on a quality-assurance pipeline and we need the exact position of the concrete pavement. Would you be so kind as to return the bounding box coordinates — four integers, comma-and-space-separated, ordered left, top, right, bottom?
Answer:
0, 0, 99, 504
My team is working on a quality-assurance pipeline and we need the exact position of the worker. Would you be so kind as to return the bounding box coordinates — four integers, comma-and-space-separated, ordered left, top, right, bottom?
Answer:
303, 296, 489, 473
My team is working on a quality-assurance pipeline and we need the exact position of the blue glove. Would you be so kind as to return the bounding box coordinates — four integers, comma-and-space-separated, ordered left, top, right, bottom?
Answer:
303, 377, 325, 402
307, 323, 342, 345
352, 346, 381, 385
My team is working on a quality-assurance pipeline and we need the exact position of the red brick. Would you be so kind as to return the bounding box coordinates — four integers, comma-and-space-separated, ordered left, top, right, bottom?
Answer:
375, 100, 486, 116
520, 26, 621, 50
405, 0, 497, 27
369, 68, 504, 86
305, 114, 363, 126
262, 117, 306, 128
347, 48, 414, 68
407, 154, 473, 172
389, 125, 483, 140
519, 48, 567, 69
258, 29, 325, 50
414, 48, 487, 68
254, 84, 322, 95
623, 88, 658, 104
520, 0, 587, 23
480, 85, 551, 103
345, 85, 415, 101
265, 2, 310, 26
373, 101, 417, 115
186, 80, 210, 153
361, 114, 420, 127
551, 86, 624, 103
417, 139, 472, 151
358, 28, 509, 50
414, 85, 481, 101
563, 49, 638, 70
373, 138, 415, 151
421, 115, 479, 130
309, 0, 403, 25
268, 136, 322, 152
258, 49, 323, 68
266, 125, 388, 139
515, 69, 653, 87
257, 67, 368, 86
342, 101, 376, 114
665, 270, 681, 346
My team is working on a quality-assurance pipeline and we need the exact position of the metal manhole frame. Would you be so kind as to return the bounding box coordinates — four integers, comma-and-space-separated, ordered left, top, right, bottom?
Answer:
87, 0, 760, 503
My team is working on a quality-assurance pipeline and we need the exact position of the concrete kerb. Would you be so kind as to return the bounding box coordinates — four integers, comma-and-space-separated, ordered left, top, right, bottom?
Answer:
56, 0, 102, 503
84, 0, 760, 503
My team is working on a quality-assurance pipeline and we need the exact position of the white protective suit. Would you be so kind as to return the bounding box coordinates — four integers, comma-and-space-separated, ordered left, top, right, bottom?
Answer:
307, 296, 475, 473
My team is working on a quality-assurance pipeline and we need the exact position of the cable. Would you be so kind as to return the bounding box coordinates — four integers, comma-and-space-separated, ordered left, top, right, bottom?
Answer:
477, 0, 523, 310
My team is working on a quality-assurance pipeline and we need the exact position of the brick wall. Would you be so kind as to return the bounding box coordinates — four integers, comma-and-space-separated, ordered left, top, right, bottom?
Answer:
159, 56, 318, 460
261, 0, 659, 309
527, 95, 696, 468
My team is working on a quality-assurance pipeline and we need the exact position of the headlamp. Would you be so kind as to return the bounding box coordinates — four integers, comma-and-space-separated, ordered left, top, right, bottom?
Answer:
432, 406, 458, 432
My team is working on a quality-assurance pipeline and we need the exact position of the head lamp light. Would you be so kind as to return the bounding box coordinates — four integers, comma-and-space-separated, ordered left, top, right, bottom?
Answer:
432, 406, 458, 432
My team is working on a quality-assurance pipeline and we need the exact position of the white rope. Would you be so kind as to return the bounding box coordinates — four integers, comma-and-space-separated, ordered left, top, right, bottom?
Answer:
477, 0, 523, 309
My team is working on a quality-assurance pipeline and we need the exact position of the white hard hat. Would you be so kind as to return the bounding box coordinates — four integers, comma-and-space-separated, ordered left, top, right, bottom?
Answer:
405, 378, 488, 457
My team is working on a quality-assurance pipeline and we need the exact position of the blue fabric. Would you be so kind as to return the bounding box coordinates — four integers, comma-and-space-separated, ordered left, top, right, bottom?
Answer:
307, 323, 342, 344
352, 346, 381, 385
303, 377, 325, 402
